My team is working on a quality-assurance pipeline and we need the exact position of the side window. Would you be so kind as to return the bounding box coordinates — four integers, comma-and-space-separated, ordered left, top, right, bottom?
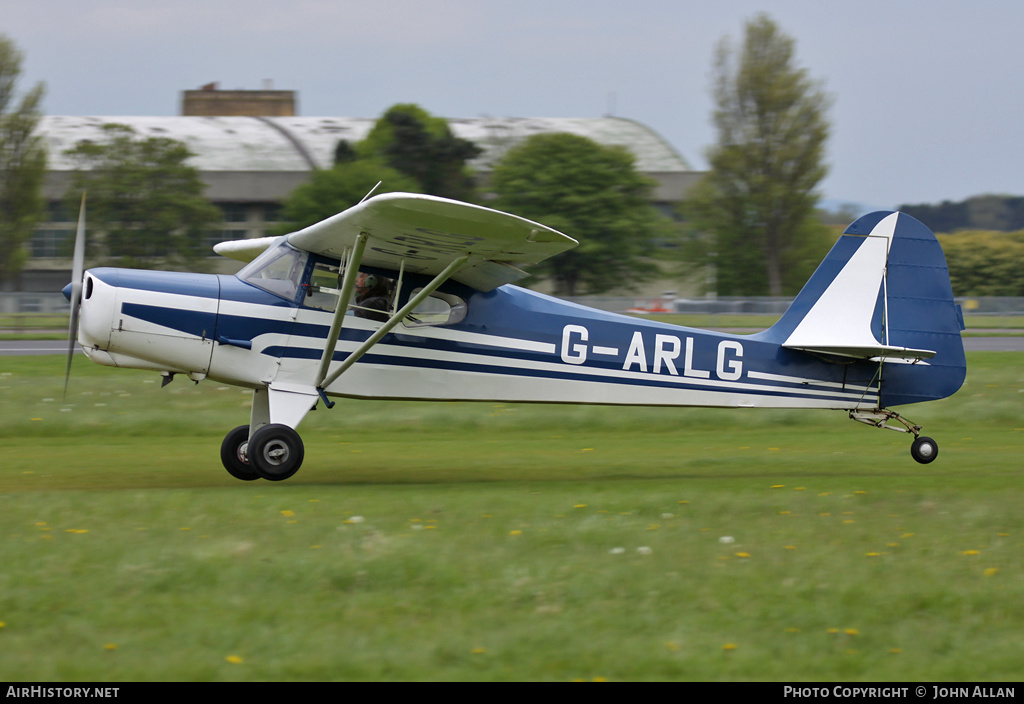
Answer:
304, 260, 342, 312
403, 290, 467, 327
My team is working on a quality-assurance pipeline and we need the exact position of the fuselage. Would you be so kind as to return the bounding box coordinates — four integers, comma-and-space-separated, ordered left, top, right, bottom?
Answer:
76, 262, 883, 411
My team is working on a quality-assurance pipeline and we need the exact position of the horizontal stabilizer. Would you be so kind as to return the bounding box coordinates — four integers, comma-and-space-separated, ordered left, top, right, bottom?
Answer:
785, 343, 934, 361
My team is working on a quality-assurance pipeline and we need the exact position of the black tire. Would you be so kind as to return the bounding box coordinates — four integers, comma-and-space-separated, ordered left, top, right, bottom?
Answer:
911, 436, 938, 464
221, 425, 260, 481
249, 424, 304, 481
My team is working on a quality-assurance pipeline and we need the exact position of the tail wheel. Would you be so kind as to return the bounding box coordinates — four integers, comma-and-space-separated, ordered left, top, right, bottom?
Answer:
911, 436, 938, 464
249, 424, 305, 481
220, 425, 260, 481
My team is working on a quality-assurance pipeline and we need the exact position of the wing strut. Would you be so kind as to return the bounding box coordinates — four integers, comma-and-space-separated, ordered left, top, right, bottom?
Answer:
314, 232, 369, 390
316, 253, 471, 406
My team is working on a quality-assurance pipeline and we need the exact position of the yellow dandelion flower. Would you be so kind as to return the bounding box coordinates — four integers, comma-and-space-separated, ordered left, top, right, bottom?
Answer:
103, 643, 117, 651
573, 504, 587, 508
722, 643, 737, 651
509, 530, 522, 536
592, 677, 608, 682
962, 550, 980, 555
889, 648, 902, 654
866, 552, 881, 557
735, 552, 751, 558
786, 627, 800, 633
471, 647, 486, 654
664, 641, 681, 652
784, 545, 797, 550
984, 568, 999, 576
827, 628, 840, 634
845, 629, 859, 635
770, 484, 785, 488
280, 510, 295, 517
225, 655, 244, 664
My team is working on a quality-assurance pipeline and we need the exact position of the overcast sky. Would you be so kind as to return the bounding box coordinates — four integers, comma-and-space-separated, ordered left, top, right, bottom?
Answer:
4, 0, 1023, 210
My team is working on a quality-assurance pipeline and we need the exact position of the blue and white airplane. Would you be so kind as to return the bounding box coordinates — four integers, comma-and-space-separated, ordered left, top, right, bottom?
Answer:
64, 193, 966, 481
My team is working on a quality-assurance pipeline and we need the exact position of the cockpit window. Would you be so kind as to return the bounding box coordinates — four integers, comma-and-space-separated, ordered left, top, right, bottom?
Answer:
237, 241, 310, 302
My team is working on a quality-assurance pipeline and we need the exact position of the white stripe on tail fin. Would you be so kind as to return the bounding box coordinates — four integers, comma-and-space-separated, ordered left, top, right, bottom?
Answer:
782, 212, 934, 360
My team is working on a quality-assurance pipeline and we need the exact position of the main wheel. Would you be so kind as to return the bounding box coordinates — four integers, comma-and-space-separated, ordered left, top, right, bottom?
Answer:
221, 425, 260, 481
911, 436, 938, 464
249, 424, 304, 481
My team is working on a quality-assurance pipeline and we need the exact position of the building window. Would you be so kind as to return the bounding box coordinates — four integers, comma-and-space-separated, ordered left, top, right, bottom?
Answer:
263, 204, 284, 222
30, 229, 72, 258
219, 203, 249, 223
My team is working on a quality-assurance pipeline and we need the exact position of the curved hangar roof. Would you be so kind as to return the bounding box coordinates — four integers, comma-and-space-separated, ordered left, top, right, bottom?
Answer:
40, 115, 693, 174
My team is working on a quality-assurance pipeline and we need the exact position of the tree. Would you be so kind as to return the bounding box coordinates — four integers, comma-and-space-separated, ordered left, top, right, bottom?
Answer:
65, 123, 220, 269
273, 159, 421, 235
358, 104, 481, 201
899, 195, 1024, 233
938, 230, 1024, 296
0, 34, 47, 287
684, 14, 833, 296
490, 132, 669, 296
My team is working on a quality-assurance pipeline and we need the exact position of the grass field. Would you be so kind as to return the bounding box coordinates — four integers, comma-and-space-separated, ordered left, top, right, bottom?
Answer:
1, 352, 1022, 681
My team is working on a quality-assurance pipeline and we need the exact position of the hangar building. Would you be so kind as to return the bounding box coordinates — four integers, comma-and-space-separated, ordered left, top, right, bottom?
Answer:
19, 88, 701, 292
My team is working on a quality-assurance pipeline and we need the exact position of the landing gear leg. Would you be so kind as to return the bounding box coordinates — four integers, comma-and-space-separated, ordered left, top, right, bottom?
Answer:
849, 408, 939, 464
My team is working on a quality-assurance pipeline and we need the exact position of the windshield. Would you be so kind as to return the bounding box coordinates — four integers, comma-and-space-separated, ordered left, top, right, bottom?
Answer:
237, 240, 310, 302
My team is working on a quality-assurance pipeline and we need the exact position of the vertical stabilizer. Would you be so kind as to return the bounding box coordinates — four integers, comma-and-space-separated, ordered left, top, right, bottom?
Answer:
767, 211, 965, 406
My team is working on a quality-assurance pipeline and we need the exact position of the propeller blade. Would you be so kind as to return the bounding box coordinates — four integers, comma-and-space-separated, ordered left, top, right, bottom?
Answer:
63, 192, 86, 401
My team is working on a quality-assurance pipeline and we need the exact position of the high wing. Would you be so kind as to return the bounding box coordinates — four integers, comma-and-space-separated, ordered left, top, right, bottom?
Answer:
215, 192, 578, 291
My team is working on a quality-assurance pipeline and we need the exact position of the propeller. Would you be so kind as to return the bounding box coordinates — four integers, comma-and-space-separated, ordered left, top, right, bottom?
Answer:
63, 193, 86, 401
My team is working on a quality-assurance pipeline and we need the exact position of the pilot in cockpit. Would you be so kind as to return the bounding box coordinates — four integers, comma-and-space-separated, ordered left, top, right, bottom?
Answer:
353, 272, 392, 322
